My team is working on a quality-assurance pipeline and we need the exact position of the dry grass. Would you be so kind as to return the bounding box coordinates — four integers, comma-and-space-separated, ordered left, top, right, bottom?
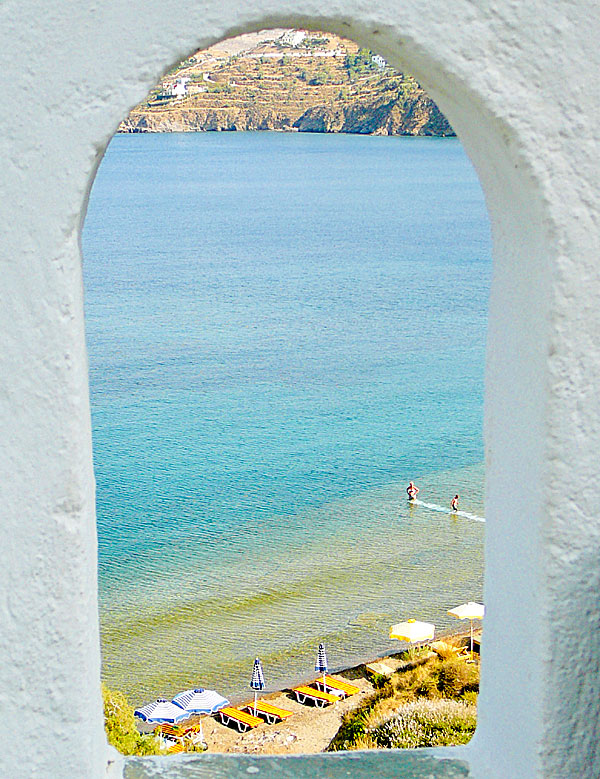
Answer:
328, 652, 479, 751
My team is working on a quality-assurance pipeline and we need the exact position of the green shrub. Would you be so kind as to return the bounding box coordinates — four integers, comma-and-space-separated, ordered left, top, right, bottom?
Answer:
414, 674, 439, 699
370, 673, 389, 689
309, 71, 329, 86
392, 660, 436, 699
437, 658, 479, 697
102, 684, 161, 756
400, 645, 429, 663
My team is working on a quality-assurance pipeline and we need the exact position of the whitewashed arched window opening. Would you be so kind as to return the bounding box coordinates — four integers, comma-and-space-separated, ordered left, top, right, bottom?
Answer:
2, 4, 597, 779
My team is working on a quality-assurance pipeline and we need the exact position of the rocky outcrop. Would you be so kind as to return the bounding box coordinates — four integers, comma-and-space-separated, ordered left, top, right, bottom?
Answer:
120, 94, 453, 136
293, 93, 453, 136
120, 108, 296, 133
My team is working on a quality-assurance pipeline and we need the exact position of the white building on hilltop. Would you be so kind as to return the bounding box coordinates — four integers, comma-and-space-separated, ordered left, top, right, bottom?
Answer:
279, 29, 306, 47
171, 77, 189, 99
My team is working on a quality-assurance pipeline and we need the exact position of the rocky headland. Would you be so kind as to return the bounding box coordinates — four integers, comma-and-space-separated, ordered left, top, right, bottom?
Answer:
120, 29, 453, 137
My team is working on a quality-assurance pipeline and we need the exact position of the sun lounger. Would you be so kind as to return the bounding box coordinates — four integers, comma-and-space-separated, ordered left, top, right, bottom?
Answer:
292, 685, 341, 707
155, 723, 181, 737
181, 722, 205, 746
314, 675, 360, 697
217, 706, 263, 733
244, 701, 294, 724
155, 723, 187, 751
165, 741, 185, 754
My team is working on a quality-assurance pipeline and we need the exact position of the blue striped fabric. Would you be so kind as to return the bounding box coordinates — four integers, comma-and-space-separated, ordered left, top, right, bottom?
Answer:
250, 657, 265, 691
134, 698, 191, 723
171, 688, 229, 714
315, 643, 328, 674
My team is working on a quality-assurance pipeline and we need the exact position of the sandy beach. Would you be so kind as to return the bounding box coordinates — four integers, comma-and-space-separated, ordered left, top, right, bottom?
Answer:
172, 628, 478, 755
202, 667, 376, 755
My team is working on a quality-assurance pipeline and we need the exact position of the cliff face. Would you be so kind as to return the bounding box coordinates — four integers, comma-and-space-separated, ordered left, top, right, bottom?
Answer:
121, 107, 295, 133
119, 29, 454, 137
293, 94, 453, 136
121, 95, 452, 136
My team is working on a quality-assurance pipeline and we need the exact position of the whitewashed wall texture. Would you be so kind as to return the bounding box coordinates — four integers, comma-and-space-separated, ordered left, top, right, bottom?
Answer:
1, 1, 599, 777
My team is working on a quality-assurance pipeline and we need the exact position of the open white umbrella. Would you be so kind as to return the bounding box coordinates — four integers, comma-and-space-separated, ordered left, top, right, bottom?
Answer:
250, 657, 265, 717
315, 643, 328, 691
134, 698, 191, 724
448, 601, 484, 658
171, 688, 230, 744
389, 619, 435, 644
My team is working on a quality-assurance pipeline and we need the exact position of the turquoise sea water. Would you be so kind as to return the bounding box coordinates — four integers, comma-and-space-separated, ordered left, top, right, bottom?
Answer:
83, 132, 490, 705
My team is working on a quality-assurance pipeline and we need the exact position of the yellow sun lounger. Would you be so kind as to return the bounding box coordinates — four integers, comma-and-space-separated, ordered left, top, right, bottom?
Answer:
218, 706, 263, 733
154, 723, 186, 751
314, 675, 361, 697
165, 741, 185, 754
155, 723, 182, 738
292, 685, 341, 707
245, 701, 294, 724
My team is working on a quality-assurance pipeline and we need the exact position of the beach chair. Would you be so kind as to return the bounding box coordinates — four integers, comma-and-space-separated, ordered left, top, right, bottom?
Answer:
291, 685, 341, 708
313, 675, 360, 698
217, 706, 263, 733
154, 723, 186, 751
181, 722, 206, 747
244, 700, 294, 724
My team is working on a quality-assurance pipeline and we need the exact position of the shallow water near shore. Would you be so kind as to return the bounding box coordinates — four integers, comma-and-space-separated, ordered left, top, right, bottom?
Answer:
84, 131, 490, 704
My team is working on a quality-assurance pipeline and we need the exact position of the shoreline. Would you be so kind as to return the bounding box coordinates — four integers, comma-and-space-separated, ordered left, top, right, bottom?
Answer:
223, 624, 476, 708
104, 460, 485, 706
147, 625, 480, 755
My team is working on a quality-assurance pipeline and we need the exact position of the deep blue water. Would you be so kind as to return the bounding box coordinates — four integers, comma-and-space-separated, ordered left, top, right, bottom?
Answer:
83, 132, 490, 704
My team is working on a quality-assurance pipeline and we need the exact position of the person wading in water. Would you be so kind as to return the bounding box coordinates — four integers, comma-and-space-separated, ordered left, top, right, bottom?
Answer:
407, 481, 419, 501
451, 494, 459, 512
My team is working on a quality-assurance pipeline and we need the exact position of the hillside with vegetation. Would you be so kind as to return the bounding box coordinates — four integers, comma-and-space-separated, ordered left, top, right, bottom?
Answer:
328, 643, 479, 751
120, 29, 453, 136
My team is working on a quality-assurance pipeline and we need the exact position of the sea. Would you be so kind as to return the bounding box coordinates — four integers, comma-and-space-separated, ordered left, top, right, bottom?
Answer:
82, 131, 490, 707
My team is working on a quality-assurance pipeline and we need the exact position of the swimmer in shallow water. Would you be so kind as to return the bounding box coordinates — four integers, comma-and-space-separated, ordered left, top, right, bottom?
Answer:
451, 494, 459, 511
407, 481, 419, 501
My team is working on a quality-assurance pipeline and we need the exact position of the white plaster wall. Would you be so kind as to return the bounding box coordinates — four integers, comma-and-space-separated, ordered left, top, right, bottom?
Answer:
0, 1, 599, 777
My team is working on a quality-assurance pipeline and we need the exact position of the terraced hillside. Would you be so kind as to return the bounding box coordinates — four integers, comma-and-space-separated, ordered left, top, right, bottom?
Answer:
120, 30, 453, 136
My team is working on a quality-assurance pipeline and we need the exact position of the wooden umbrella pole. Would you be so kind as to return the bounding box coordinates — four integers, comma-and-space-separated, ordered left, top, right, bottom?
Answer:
470, 619, 474, 659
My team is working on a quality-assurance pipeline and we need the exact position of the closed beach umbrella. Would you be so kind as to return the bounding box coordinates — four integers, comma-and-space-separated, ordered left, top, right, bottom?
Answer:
315, 643, 328, 691
389, 619, 435, 644
250, 657, 265, 717
172, 687, 229, 744
134, 698, 190, 724
448, 601, 485, 657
